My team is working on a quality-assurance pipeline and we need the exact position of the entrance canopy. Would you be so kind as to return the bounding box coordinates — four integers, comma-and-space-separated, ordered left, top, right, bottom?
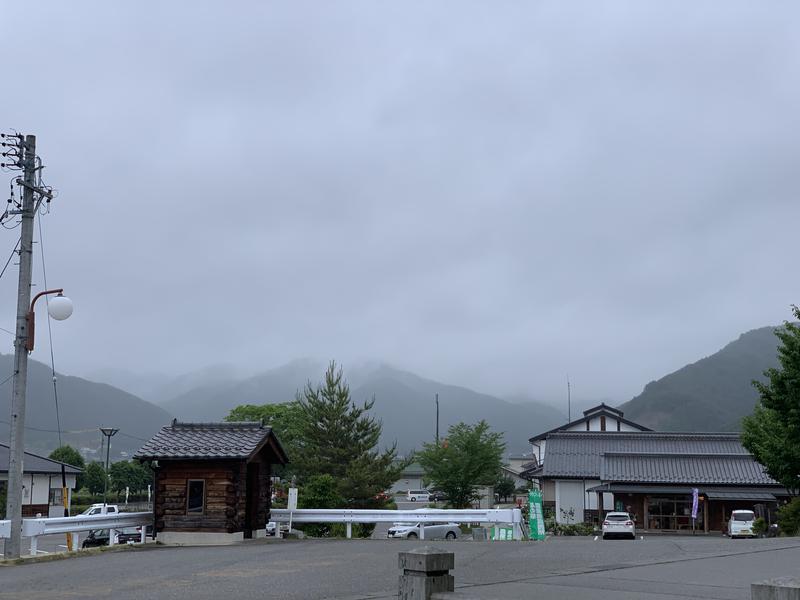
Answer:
587, 483, 779, 501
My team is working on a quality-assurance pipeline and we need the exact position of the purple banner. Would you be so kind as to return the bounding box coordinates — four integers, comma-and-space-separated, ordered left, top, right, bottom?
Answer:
691, 488, 699, 519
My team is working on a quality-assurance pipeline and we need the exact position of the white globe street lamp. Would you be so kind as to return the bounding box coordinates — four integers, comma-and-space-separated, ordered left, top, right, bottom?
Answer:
26, 288, 73, 351
47, 293, 73, 321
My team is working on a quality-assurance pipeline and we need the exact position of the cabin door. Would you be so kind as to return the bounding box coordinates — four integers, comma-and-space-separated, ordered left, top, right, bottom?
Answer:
244, 463, 259, 539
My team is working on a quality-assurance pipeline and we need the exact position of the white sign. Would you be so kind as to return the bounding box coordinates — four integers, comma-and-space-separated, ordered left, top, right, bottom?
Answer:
288, 487, 298, 511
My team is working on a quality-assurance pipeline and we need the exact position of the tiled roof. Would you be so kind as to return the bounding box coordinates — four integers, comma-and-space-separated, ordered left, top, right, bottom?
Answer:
0, 444, 82, 475
600, 452, 776, 485
540, 432, 751, 479
134, 421, 287, 462
529, 407, 651, 442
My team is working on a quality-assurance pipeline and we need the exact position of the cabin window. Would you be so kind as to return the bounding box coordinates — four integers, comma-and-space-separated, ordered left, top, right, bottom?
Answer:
187, 480, 205, 514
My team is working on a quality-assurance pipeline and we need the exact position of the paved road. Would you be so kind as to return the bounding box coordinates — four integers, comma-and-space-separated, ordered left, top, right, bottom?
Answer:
2, 535, 798, 599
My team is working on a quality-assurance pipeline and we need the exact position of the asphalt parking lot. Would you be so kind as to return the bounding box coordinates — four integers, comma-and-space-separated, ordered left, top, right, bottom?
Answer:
2, 534, 799, 599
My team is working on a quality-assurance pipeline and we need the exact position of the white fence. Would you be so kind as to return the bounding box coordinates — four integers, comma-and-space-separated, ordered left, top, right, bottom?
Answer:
1, 512, 151, 556
271, 508, 523, 540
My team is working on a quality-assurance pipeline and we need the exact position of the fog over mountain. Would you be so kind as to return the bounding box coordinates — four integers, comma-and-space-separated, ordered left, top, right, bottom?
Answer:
1, 2, 798, 406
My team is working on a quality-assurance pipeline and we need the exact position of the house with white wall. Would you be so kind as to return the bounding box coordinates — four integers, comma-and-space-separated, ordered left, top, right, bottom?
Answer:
0, 444, 80, 517
522, 403, 650, 523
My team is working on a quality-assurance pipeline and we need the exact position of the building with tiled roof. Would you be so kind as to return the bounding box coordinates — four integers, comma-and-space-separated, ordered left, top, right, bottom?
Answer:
135, 420, 287, 544
522, 431, 787, 532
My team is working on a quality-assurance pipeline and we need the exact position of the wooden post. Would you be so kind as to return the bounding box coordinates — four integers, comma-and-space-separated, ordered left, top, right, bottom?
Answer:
398, 547, 454, 599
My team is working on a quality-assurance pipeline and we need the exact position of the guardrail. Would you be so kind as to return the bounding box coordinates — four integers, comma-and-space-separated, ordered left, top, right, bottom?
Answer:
270, 508, 523, 540
1, 512, 152, 556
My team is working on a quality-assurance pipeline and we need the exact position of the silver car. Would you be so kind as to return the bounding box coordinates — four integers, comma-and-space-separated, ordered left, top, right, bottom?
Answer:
602, 512, 636, 540
387, 521, 460, 540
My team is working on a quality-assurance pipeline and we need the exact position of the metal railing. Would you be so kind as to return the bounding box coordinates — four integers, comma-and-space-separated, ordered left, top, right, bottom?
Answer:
1, 512, 151, 556
270, 508, 523, 540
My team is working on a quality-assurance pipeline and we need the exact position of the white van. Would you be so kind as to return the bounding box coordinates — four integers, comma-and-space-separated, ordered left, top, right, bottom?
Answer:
727, 510, 757, 538
407, 490, 430, 502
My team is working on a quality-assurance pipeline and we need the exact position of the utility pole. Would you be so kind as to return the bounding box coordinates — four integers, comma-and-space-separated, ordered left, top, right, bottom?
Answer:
435, 393, 439, 445
4, 135, 37, 559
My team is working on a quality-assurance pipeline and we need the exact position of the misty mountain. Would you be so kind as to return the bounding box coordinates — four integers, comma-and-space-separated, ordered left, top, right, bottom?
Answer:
618, 326, 782, 431
0, 354, 173, 459
160, 360, 566, 453
84, 363, 246, 405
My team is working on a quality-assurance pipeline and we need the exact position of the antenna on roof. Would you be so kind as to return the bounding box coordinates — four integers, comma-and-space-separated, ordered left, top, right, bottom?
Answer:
567, 375, 571, 423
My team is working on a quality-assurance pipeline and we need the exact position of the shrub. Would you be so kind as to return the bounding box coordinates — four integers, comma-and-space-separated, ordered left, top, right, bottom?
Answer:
752, 517, 768, 537
553, 522, 595, 536
777, 498, 800, 536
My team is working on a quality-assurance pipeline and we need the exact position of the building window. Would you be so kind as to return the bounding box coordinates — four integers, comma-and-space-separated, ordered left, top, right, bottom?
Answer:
600, 415, 606, 431
49, 488, 63, 505
187, 480, 205, 514
585, 421, 590, 431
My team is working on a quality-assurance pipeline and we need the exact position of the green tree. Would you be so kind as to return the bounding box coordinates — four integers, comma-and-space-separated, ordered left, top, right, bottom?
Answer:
109, 460, 153, 495
495, 476, 516, 503
293, 362, 404, 507
48, 445, 86, 490
742, 305, 800, 496
84, 462, 106, 496
417, 420, 505, 508
226, 401, 303, 468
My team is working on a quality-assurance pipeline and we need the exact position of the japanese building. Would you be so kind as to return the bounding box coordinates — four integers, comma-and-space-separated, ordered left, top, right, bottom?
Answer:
523, 431, 788, 531
134, 420, 288, 545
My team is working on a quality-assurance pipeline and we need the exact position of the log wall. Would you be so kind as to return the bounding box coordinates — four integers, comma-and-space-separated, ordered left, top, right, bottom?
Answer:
153, 450, 274, 535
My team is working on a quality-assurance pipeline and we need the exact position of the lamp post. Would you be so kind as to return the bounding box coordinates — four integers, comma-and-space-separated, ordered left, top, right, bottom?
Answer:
100, 427, 119, 507
2, 133, 72, 559
4, 288, 73, 558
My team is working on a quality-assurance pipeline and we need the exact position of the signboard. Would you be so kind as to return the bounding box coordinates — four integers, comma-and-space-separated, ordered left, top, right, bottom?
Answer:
528, 489, 546, 541
490, 526, 514, 541
691, 488, 699, 520
288, 487, 298, 511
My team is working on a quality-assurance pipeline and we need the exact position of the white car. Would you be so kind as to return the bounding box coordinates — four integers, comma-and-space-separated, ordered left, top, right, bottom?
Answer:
728, 510, 757, 538
80, 504, 119, 516
387, 521, 459, 540
602, 512, 636, 540
407, 490, 431, 502
266, 522, 290, 536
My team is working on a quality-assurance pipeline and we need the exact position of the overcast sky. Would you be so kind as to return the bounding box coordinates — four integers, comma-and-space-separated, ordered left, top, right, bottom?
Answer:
1, 1, 798, 405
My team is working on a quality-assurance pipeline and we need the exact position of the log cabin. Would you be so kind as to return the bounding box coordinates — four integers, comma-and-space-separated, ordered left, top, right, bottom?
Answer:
134, 420, 288, 545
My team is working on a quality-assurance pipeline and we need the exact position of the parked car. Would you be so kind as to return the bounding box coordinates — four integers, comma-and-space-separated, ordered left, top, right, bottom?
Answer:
387, 521, 459, 540
81, 527, 141, 548
728, 510, 757, 538
407, 490, 431, 502
266, 521, 290, 536
429, 490, 448, 502
602, 512, 636, 540
80, 504, 119, 516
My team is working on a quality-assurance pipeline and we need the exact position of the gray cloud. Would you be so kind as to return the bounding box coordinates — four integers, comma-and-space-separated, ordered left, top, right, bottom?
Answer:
1, 1, 798, 405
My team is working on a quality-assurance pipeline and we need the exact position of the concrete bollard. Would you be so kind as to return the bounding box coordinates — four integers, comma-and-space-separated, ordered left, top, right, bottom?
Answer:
398, 546, 455, 599
752, 577, 800, 600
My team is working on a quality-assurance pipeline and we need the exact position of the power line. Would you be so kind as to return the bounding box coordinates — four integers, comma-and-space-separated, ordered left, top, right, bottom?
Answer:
37, 210, 63, 447
0, 236, 20, 280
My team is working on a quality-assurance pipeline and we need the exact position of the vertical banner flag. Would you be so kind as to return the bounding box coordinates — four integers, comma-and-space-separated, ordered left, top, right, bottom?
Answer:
691, 488, 699, 520
528, 489, 546, 540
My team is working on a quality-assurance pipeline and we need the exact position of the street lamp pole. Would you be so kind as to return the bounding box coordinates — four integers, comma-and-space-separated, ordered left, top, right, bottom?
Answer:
2, 133, 72, 559
100, 427, 119, 507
